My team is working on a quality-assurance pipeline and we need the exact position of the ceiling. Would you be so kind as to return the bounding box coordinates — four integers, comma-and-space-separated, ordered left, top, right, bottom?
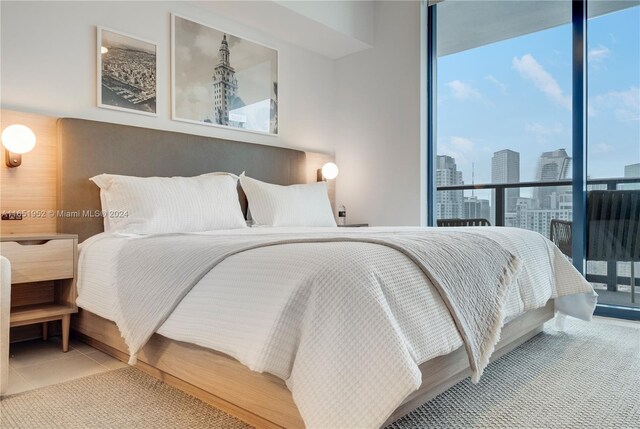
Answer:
437, 0, 639, 57
188, 1, 637, 60
189, 1, 374, 59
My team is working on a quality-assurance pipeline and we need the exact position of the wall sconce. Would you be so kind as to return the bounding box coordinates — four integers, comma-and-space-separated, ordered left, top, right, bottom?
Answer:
317, 162, 339, 182
2, 124, 36, 168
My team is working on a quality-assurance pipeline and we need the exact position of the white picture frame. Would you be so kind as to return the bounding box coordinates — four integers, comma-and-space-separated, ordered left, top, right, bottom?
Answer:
97, 26, 158, 117
171, 14, 279, 135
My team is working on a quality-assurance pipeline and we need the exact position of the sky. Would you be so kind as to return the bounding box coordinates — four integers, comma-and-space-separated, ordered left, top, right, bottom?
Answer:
437, 5, 640, 188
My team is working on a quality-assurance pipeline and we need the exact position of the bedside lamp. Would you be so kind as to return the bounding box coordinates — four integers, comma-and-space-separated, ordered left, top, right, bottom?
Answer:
317, 162, 339, 182
2, 124, 36, 168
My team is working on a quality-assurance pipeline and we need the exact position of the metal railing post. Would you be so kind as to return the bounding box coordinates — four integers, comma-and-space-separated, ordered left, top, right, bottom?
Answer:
426, 4, 437, 227
495, 186, 505, 227
571, 0, 588, 275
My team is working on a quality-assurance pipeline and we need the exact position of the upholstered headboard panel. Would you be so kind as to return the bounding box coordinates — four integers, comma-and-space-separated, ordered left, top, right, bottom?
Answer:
57, 118, 310, 242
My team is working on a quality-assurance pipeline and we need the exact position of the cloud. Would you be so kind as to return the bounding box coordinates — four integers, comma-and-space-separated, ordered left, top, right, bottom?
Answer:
512, 54, 571, 110
194, 32, 218, 59
588, 45, 610, 63
525, 122, 564, 136
615, 109, 640, 122
451, 136, 474, 151
525, 122, 565, 145
439, 136, 476, 168
175, 83, 212, 122
593, 86, 640, 122
485, 75, 507, 93
592, 143, 613, 154
447, 80, 481, 100
175, 45, 192, 63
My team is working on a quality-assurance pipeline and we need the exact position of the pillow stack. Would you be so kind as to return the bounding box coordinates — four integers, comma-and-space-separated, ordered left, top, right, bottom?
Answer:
91, 172, 337, 234
91, 173, 247, 234
239, 174, 336, 227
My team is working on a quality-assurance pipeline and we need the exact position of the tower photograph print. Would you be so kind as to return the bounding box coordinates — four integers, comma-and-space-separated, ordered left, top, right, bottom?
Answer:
172, 15, 279, 134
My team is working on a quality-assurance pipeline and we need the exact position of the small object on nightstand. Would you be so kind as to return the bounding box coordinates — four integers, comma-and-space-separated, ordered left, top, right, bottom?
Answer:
337, 205, 346, 226
0, 233, 78, 352
338, 224, 368, 227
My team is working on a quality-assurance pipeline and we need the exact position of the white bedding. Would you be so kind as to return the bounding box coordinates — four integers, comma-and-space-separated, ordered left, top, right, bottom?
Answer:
78, 228, 468, 363
77, 226, 596, 428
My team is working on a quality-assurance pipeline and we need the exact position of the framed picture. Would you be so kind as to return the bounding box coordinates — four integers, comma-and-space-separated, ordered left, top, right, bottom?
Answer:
97, 27, 157, 116
171, 14, 278, 135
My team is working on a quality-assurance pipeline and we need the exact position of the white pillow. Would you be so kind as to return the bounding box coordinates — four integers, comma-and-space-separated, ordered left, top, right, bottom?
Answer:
90, 172, 247, 234
239, 174, 336, 227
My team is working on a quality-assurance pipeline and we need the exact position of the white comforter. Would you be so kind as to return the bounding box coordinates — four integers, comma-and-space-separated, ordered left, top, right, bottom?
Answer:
77, 227, 596, 428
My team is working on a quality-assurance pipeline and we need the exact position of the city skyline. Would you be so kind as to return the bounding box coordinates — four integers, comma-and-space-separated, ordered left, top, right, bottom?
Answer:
99, 28, 157, 115
437, 149, 637, 237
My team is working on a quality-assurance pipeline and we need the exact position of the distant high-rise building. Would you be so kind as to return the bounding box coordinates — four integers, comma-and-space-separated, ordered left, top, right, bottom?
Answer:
514, 194, 572, 239
491, 150, 520, 222
625, 163, 640, 177
436, 155, 464, 219
534, 149, 571, 209
464, 196, 490, 221
623, 162, 640, 190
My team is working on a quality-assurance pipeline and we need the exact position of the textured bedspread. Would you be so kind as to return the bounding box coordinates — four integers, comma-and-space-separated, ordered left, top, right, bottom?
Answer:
78, 227, 596, 428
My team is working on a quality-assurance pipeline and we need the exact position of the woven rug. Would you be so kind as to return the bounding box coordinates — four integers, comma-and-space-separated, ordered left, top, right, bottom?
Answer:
1, 319, 638, 428
388, 319, 640, 429
0, 366, 251, 429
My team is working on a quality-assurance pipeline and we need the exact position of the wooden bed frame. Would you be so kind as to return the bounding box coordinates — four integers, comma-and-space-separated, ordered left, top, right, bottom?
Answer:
72, 301, 554, 428
52, 117, 556, 428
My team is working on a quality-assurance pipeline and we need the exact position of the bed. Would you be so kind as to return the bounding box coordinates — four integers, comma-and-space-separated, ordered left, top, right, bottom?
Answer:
58, 118, 597, 428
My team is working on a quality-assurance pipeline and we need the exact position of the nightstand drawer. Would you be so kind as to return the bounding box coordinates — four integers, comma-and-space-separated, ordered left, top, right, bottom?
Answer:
0, 239, 74, 284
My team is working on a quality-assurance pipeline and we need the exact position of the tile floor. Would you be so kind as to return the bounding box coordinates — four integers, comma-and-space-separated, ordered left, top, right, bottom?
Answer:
4, 317, 638, 397
6, 336, 127, 395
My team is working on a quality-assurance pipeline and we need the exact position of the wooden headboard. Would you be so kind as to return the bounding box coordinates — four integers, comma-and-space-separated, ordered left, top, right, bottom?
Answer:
55, 118, 332, 242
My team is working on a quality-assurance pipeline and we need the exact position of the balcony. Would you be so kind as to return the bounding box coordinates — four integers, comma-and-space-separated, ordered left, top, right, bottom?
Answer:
437, 177, 640, 313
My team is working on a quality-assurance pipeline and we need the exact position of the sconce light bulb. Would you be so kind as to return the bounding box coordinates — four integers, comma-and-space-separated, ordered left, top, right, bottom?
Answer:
321, 162, 339, 180
1, 124, 36, 154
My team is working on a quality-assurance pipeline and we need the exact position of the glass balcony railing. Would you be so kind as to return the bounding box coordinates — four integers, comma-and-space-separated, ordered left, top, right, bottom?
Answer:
437, 177, 640, 310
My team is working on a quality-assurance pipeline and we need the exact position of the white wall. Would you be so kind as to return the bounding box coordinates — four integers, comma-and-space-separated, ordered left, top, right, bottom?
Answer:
334, 1, 423, 226
202, 1, 373, 59
2, 1, 426, 226
276, 1, 374, 46
0, 1, 335, 153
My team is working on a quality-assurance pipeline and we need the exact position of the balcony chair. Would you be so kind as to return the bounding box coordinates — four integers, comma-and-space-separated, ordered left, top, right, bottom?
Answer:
587, 190, 640, 303
551, 190, 640, 304
550, 219, 572, 258
437, 218, 491, 227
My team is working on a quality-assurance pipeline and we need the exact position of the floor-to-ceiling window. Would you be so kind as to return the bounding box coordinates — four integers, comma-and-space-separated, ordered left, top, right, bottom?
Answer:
428, 0, 640, 319
435, 1, 572, 238
586, 3, 640, 309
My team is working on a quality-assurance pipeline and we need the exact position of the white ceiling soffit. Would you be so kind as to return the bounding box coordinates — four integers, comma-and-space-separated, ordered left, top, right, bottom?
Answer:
436, 0, 639, 57
189, 1, 374, 59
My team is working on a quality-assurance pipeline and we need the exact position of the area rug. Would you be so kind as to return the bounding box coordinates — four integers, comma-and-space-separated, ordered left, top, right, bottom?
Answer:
1, 319, 638, 428
0, 366, 251, 429
388, 319, 640, 429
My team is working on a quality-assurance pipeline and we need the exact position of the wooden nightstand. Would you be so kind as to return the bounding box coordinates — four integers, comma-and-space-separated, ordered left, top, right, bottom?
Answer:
0, 234, 78, 352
